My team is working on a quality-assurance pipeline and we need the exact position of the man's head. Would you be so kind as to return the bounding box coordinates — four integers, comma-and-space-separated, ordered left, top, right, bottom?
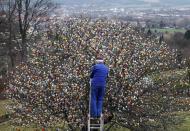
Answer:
96, 54, 104, 63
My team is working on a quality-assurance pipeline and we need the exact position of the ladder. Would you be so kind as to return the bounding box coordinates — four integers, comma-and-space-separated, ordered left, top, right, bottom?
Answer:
88, 114, 104, 131
88, 79, 104, 131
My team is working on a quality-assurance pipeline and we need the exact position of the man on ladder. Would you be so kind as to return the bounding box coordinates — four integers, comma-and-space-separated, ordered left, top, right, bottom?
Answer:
88, 55, 109, 131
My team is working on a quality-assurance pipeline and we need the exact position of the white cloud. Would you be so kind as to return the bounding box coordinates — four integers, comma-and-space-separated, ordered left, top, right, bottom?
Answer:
141, 0, 160, 3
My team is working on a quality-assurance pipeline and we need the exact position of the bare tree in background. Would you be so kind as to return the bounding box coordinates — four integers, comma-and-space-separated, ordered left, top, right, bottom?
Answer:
7, 0, 17, 68
15, 0, 54, 61
0, 0, 17, 74
0, 0, 54, 77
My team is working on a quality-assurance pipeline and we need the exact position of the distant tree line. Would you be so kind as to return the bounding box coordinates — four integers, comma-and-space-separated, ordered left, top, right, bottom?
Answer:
164, 30, 190, 58
145, 18, 190, 29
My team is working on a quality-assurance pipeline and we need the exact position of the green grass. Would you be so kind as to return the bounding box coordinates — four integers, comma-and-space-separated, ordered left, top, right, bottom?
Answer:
0, 99, 13, 117
119, 111, 190, 131
0, 119, 67, 131
110, 127, 130, 131
0, 122, 58, 131
0, 123, 39, 131
104, 124, 130, 131
150, 28, 186, 33
0, 122, 130, 131
169, 111, 190, 131
1, 98, 190, 131
150, 69, 187, 84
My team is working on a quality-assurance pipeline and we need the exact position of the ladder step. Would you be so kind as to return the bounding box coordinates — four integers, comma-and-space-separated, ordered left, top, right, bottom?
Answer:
90, 127, 101, 129
90, 122, 100, 124
90, 124, 101, 126
88, 114, 104, 131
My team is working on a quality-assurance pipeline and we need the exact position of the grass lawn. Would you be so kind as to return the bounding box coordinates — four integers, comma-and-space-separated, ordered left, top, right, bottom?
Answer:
1, 98, 190, 131
0, 122, 60, 131
169, 111, 190, 131
108, 112, 190, 131
152, 69, 187, 79
0, 99, 13, 117
0, 122, 41, 131
150, 28, 186, 33
0, 120, 69, 131
110, 127, 130, 131
0, 122, 130, 131
179, 117, 190, 131
178, 117, 190, 131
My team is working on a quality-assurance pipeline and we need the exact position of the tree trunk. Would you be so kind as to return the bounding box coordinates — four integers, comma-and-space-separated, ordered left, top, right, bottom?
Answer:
8, 51, 15, 68
20, 35, 28, 62
7, 0, 17, 67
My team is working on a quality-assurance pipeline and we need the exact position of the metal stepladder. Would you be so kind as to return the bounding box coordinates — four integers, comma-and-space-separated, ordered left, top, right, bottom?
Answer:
88, 114, 104, 131
88, 80, 104, 131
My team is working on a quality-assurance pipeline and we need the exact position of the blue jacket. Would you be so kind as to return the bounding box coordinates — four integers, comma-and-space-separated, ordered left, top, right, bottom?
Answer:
90, 63, 109, 86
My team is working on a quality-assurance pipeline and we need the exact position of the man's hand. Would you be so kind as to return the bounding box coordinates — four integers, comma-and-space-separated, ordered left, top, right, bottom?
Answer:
89, 79, 92, 87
